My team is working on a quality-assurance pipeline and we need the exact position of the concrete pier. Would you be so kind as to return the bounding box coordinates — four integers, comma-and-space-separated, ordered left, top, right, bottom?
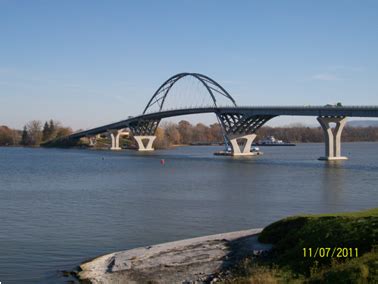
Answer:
228, 134, 257, 156
317, 116, 348, 161
134, 135, 156, 151
108, 129, 129, 150
87, 136, 96, 146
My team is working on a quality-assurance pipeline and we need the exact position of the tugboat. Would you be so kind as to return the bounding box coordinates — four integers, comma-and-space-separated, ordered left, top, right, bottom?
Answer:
214, 145, 263, 156
226, 146, 261, 152
254, 136, 295, 146
251, 146, 260, 152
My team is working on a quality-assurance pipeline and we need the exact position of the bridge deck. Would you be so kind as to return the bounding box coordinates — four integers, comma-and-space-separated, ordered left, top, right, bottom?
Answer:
69, 106, 378, 139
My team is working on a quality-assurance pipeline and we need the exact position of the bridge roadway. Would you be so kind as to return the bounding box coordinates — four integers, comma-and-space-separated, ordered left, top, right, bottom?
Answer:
70, 105, 378, 139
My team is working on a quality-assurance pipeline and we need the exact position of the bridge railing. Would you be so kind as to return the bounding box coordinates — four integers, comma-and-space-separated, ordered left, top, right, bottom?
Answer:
235, 105, 378, 109
145, 104, 378, 112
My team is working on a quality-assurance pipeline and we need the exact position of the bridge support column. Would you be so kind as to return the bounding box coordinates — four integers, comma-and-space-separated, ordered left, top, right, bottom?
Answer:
108, 129, 124, 150
317, 117, 348, 161
228, 134, 257, 156
134, 136, 156, 151
87, 136, 96, 146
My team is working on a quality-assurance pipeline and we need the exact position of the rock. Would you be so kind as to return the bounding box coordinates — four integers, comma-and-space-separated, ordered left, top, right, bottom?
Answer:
78, 228, 271, 283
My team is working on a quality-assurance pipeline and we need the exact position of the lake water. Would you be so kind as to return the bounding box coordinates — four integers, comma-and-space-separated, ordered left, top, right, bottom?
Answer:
0, 143, 377, 283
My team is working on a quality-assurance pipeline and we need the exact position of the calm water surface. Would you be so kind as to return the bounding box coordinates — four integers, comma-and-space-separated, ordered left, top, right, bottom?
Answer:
0, 143, 377, 283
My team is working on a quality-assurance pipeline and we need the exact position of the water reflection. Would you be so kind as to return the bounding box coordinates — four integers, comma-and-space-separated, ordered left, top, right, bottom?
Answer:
320, 162, 346, 208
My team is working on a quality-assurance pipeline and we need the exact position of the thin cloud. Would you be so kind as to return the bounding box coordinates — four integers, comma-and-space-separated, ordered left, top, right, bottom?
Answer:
311, 73, 341, 81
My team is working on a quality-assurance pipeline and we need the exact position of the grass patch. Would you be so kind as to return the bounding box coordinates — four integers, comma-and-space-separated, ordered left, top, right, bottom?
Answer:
223, 208, 378, 283
309, 250, 378, 283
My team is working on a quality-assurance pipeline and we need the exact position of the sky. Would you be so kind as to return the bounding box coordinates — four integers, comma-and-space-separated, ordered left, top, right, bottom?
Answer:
1, 0, 378, 130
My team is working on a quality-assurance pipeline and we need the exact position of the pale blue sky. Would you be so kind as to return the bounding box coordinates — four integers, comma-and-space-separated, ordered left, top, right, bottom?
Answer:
1, 0, 377, 129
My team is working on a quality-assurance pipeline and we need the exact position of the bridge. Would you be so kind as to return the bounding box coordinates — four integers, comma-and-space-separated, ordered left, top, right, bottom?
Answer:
67, 72, 378, 160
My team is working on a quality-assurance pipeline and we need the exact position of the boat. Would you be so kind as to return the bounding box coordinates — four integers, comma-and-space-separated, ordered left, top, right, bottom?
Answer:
253, 136, 295, 146
214, 146, 263, 156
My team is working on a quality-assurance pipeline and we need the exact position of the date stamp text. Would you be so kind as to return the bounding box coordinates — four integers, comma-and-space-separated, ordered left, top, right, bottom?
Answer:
303, 247, 359, 258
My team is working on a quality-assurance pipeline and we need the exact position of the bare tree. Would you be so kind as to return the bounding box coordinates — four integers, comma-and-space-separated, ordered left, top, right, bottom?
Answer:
192, 123, 208, 142
178, 120, 193, 143
164, 122, 181, 145
55, 127, 73, 138
0, 126, 19, 146
154, 127, 169, 149
26, 120, 43, 146
209, 123, 223, 143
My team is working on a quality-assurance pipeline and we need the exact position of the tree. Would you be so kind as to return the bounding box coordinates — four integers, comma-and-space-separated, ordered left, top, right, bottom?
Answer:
209, 123, 223, 143
164, 123, 181, 145
42, 119, 59, 141
0, 126, 16, 146
192, 123, 208, 142
20, 126, 30, 146
154, 127, 169, 149
48, 119, 56, 137
55, 127, 72, 138
178, 120, 193, 144
42, 121, 50, 141
26, 120, 42, 146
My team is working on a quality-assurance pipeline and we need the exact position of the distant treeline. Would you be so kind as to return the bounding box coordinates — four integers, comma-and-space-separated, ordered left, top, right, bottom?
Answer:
151, 121, 223, 148
1, 120, 378, 147
0, 120, 72, 146
257, 125, 378, 143
147, 121, 378, 148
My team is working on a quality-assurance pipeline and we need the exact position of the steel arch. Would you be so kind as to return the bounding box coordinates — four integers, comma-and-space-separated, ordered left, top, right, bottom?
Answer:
143, 73, 237, 114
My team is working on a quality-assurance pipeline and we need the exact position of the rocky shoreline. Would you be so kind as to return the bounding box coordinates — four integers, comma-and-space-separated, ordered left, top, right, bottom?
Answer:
77, 228, 271, 284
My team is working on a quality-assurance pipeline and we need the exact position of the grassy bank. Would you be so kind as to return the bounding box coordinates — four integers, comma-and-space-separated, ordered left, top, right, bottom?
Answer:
224, 208, 377, 283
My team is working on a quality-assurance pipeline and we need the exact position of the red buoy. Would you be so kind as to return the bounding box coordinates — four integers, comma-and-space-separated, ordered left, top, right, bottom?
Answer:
160, 159, 165, 165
